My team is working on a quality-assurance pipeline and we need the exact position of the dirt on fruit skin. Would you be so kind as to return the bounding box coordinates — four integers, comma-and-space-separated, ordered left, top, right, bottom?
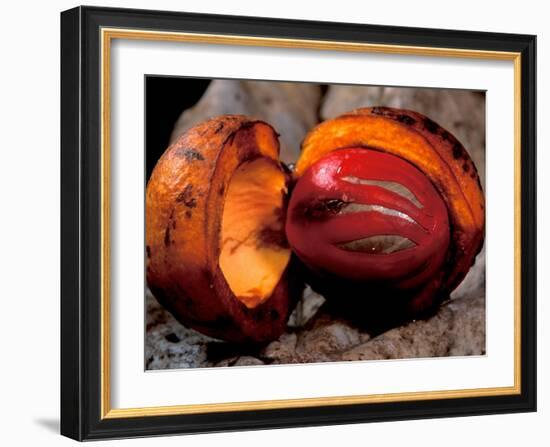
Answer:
145, 82, 486, 370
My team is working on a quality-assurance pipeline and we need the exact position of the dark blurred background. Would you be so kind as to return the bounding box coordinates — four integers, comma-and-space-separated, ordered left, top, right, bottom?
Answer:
145, 76, 210, 181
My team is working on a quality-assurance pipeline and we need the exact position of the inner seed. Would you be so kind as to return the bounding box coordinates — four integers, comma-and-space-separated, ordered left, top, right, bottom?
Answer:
340, 203, 417, 225
338, 235, 416, 254
341, 176, 423, 208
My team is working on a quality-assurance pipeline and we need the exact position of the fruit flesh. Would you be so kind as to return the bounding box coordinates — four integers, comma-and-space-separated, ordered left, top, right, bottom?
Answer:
220, 158, 291, 308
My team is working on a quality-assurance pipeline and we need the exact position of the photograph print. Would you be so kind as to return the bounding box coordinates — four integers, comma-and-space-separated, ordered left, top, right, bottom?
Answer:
144, 77, 486, 370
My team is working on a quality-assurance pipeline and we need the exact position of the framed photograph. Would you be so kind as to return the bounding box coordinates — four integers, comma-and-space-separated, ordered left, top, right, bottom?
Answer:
60, 6, 536, 441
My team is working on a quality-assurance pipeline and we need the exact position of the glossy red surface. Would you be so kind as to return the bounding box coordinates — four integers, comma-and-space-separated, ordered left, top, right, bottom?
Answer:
286, 148, 450, 290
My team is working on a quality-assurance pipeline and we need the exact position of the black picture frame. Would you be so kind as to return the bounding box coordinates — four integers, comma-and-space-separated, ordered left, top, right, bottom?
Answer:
61, 5, 536, 441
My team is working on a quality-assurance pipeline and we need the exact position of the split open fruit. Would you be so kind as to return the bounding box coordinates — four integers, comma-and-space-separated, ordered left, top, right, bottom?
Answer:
146, 116, 300, 344
146, 107, 485, 343
288, 107, 485, 319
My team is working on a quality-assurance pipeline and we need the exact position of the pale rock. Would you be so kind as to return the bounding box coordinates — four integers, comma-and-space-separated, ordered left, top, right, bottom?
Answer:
145, 289, 214, 370
321, 86, 486, 186
170, 80, 322, 164
262, 311, 370, 364
215, 356, 265, 367
288, 286, 325, 328
233, 356, 265, 367
451, 245, 486, 300
340, 290, 485, 361
261, 332, 298, 364
294, 317, 366, 361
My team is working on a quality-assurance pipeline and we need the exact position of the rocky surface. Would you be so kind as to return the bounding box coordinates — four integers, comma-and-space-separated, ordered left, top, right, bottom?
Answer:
145, 289, 213, 369
321, 85, 486, 186
170, 80, 322, 164
145, 81, 486, 370
340, 290, 485, 361
146, 251, 485, 369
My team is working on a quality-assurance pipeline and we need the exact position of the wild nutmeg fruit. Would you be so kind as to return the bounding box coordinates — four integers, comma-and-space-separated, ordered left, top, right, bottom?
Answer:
286, 107, 485, 324
147, 107, 485, 342
146, 115, 302, 344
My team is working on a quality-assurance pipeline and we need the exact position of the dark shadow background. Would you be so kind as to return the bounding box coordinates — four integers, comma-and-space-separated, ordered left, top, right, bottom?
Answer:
145, 76, 210, 181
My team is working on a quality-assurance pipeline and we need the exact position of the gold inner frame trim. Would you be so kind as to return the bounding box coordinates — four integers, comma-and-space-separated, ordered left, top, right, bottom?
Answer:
100, 27, 522, 420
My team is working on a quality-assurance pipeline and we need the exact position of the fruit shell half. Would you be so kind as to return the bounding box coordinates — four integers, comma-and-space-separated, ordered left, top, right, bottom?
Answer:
146, 115, 301, 344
